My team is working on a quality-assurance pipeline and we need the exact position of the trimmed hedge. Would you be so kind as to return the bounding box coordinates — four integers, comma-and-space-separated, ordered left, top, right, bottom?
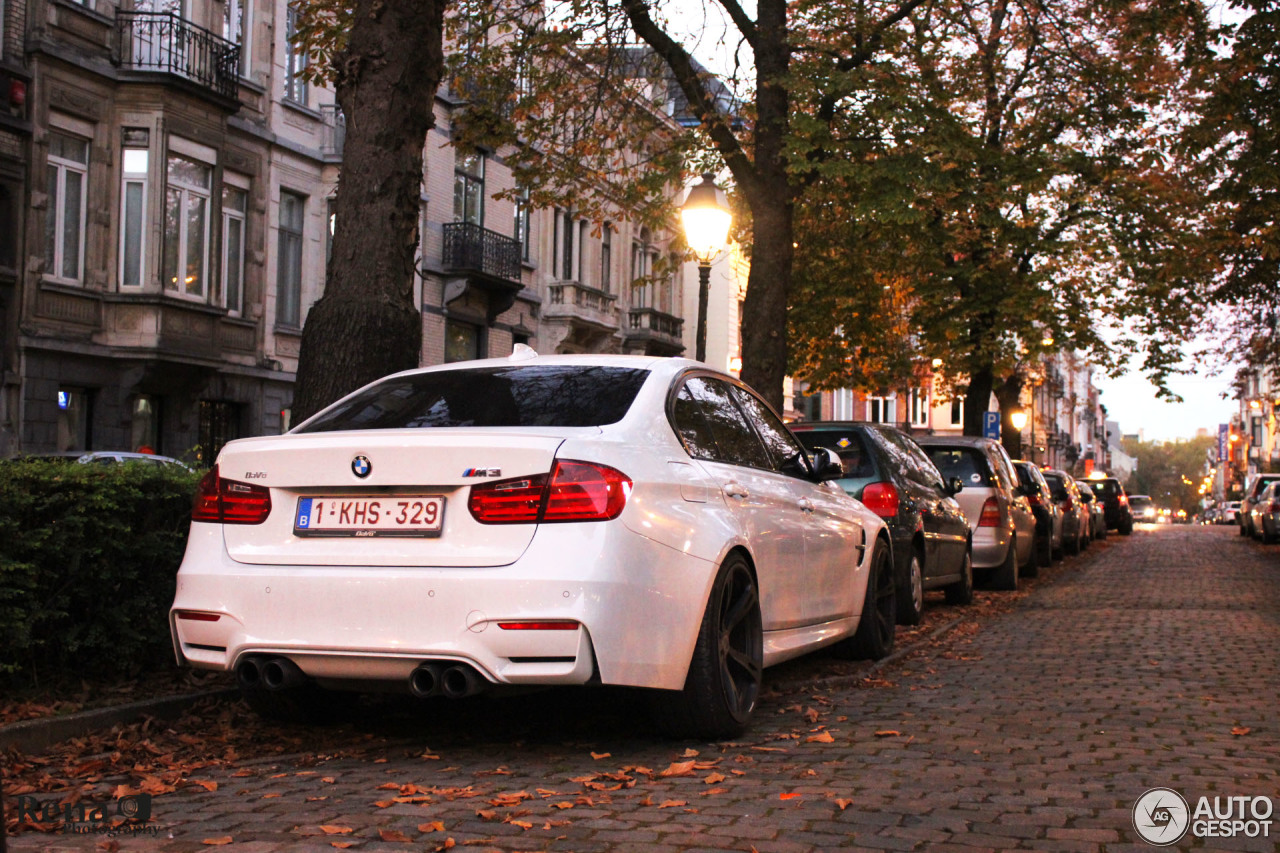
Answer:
0, 460, 199, 687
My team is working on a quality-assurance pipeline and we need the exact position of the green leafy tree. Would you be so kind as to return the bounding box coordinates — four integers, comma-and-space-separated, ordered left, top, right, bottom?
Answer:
449, 0, 930, 411
1123, 435, 1215, 513
789, 0, 1216, 437
288, 0, 447, 423
1187, 1, 1280, 374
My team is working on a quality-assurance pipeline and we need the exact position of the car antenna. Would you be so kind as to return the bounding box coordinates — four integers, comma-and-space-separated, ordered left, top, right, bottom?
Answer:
509, 343, 539, 362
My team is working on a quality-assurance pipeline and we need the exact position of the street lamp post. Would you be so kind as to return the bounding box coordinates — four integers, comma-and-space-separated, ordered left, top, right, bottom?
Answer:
680, 174, 731, 363
1011, 409, 1028, 459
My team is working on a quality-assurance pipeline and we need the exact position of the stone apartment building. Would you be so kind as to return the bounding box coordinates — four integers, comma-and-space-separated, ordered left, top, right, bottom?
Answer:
0, 0, 687, 462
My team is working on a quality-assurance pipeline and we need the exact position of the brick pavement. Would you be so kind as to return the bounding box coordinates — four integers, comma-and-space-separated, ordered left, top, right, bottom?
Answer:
8, 524, 1279, 852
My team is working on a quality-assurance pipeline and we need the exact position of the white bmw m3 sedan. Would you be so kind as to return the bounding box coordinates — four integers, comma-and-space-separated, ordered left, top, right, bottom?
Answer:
170, 350, 894, 737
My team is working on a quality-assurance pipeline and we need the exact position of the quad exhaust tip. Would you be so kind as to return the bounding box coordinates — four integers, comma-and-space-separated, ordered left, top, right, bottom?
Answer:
409, 662, 488, 699
236, 655, 306, 691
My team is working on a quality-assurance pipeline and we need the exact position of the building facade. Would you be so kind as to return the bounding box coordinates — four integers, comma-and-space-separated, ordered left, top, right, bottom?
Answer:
4, 0, 687, 462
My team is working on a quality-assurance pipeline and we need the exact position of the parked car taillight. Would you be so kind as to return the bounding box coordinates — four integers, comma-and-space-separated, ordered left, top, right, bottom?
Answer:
1059, 497, 1075, 510
860, 482, 900, 518
1270, 500, 1280, 513
191, 465, 272, 524
1026, 491, 1043, 507
468, 460, 631, 524
978, 497, 1001, 527
1118, 494, 1129, 506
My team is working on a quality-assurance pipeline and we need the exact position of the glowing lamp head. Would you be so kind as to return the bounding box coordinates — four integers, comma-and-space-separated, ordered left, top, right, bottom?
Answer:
680, 174, 731, 264
1010, 410, 1028, 431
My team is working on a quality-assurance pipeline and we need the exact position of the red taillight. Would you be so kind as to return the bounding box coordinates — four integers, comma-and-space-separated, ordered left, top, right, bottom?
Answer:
860, 482, 900, 518
1026, 492, 1043, 507
978, 497, 1001, 527
1270, 500, 1280, 513
1059, 497, 1075, 510
175, 610, 221, 622
497, 621, 579, 630
191, 465, 272, 525
1118, 494, 1129, 505
468, 460, 631, 524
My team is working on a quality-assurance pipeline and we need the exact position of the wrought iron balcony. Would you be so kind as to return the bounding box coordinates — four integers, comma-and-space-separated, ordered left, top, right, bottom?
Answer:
116, 11, 240, 102
441, 222, 521, 284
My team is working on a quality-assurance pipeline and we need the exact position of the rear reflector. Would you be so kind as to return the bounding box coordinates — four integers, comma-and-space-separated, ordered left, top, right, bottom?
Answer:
978, 497, 1001, 527
191, 465, 272, 525
469, 460, 631, 524
497, 621, 580, 631
860, 482, 900, 518
175, 611, 221, 622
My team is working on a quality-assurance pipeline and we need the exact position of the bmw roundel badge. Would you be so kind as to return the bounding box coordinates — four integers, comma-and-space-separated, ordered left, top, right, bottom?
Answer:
351, 455, 372, 478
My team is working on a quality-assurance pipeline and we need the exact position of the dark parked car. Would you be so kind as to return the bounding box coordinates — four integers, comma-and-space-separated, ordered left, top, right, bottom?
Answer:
1240, 474, 1280, 538
792, 423, 973, 625
1076, 479, 1107, 540
1088, 477, 1133, 535
1012, 461, 1061, 569
1042, 469, 1089, 555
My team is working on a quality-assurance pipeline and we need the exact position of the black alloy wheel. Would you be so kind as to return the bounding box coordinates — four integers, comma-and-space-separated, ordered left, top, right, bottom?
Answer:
839, 541, 896, 660
649, 554, 763, 738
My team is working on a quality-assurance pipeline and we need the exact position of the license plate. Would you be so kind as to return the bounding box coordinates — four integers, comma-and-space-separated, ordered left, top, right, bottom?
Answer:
294, 496, 445, 537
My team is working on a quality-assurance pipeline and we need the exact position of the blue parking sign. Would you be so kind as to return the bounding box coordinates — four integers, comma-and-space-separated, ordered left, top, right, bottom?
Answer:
982, 411, 1001, 439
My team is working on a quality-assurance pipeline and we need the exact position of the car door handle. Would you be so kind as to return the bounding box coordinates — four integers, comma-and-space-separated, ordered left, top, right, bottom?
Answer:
799, 498, 815, 513
723, 482, 750, 499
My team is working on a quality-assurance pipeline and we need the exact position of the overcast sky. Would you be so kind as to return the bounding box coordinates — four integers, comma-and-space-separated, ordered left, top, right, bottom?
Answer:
1096, 370, 1238, 442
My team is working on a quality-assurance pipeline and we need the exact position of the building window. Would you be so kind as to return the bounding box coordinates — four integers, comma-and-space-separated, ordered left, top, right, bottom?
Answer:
950, 397, 964, 427
57, 387, 92, 451
221, 186, 247, 314
45, 132, 89, 284
867, 395, 895, 424
513, 185, 530, 261
600, 223, 612, 293
908, 388, 930, 428
163, 154, 212, 299
276, 190, 304, 327
198, 400, 240, 467
119, 146, 148, 288
631, 227, 653, 308
445, 320, 480, 363
223, 0, 250, 76
284, 7, 308, 105
453, 149, 484, 225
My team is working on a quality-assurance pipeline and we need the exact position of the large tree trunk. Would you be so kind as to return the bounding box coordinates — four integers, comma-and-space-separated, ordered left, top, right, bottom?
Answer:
290, 0, 446, 424
963, 365, 993, 438
994, 373, 1024, 460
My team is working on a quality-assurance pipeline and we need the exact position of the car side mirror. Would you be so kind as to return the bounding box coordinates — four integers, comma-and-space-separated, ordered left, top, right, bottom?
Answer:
810, 448, 844, 483
945, 477, 964, 496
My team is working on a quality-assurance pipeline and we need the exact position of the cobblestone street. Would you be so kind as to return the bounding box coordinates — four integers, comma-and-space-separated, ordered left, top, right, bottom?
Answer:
8, 524, 1279, 852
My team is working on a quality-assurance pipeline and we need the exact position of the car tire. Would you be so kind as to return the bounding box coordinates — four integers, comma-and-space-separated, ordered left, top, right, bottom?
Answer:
1079, 529, 1089, 551
1262, 522, 1275, 545
1038, 530, 1054, 566
648, 553, 763, 739
1239, 522, 1249, 536
993, 536, 1020, 589
944, 549, 974, 606
896, 549, 924, 626
1096, 521, 1107, 540
1065, 529, 1079, 556
836, 541, 896, 661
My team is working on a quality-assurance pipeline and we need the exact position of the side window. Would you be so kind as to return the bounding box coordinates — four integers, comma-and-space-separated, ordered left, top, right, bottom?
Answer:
682, 377, 771, 470
730, 385, 810, 476
991, 446, 1017, 492
904, 440, 945, 487
671, 384, 719, 461
880, 429, 933, 485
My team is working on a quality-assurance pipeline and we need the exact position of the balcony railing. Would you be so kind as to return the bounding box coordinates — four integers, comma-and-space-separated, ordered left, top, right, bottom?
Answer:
545, 280, 619, 330
441, 222, 521, 284
116, 11, 240, 101
627, 307, 683, 339
320, 104, 346, 162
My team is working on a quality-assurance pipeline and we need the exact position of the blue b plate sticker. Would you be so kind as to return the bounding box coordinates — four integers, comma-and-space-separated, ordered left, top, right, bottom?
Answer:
296, 497, 314, 529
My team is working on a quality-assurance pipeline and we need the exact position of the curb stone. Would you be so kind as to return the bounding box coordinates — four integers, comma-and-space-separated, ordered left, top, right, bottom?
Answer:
0, 689, 238, 754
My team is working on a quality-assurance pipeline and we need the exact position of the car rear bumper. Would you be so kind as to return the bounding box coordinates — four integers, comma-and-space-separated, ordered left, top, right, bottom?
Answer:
171, 522, 718, 692
970, 527, 1010, 569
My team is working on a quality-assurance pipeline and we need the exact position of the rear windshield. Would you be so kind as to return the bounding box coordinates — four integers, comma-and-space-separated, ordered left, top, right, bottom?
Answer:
793, 430, 877, 479
1090, 480, 1122, 498
1041, 472, 1069, 499
923, 447, 991, 487
297, 366, 650, 432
